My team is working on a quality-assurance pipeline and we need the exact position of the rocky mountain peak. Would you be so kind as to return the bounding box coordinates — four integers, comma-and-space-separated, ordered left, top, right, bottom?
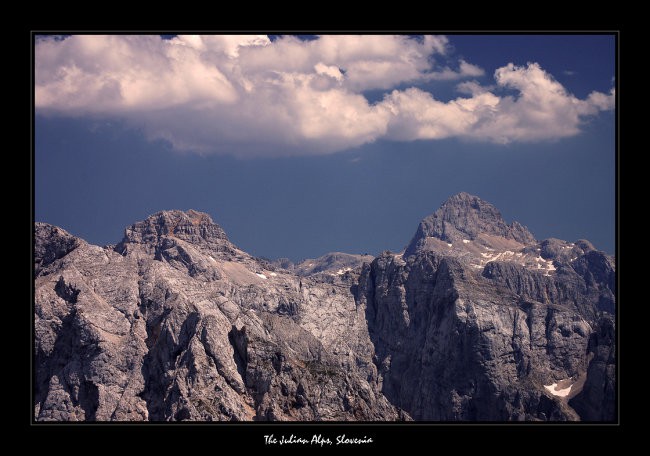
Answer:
34, 197, 615, 422
34, 222, 82, 274
116, 209, 231, 253
405, 193, 536, 256
442, 191, 498, 213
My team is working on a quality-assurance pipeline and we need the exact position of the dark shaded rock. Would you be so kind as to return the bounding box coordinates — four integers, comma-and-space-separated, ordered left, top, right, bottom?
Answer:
359, 251, 591, 420
572, 251, 616, 295
540, 238, 565, 260
569, 316, 616, 421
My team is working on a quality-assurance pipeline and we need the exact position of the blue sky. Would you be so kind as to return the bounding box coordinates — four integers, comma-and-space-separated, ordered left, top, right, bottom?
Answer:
35, 34, 615, 260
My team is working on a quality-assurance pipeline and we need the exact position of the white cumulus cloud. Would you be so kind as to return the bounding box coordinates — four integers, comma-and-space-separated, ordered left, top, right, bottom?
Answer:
35, 35, 614, 157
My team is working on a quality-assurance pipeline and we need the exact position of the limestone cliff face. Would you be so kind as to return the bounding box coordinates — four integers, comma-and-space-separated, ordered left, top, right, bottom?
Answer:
35, 211, 400, 421
359, 194, 615, 421
358, 252, 603, 420
33, 194, 616, 421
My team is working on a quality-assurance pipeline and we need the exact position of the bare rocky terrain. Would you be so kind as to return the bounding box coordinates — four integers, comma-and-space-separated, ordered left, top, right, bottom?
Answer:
33, 194, 616, 421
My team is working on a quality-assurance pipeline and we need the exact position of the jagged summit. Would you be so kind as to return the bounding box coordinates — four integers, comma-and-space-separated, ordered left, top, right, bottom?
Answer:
405, 192, 536, 256
116, 209, 232, 254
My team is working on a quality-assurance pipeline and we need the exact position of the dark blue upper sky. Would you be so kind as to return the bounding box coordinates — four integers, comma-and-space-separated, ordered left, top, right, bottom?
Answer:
35, 34, 616, 260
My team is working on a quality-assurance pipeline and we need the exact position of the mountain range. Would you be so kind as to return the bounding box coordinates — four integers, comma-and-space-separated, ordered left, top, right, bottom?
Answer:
33, 192, 616, 421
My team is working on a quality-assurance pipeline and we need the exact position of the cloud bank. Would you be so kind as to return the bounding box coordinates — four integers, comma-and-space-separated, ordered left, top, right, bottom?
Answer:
35, 35, 614, 157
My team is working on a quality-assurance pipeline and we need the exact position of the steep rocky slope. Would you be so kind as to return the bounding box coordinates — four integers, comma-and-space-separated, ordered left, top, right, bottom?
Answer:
360, 193, 615, 420
33, 194, 616, 421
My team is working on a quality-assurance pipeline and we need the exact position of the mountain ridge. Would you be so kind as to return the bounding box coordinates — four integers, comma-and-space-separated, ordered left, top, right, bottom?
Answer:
33, 193, 616, 421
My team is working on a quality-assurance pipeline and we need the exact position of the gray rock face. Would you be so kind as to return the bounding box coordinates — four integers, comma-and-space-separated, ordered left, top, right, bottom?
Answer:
359, 252, 591, 420
34, 213, 401, 421
34, 193, 615, 421
285, 252, 376, 277
34, 223, 81, 275
357, 194, 615, 421
405, 192, 536, 256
